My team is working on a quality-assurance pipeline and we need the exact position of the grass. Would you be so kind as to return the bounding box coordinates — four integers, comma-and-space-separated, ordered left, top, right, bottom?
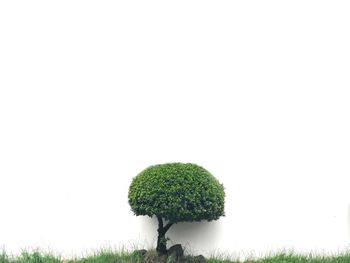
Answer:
0, 249, 350, 263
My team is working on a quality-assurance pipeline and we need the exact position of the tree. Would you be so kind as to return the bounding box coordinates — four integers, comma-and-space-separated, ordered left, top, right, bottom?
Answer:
128, 162, 225, 255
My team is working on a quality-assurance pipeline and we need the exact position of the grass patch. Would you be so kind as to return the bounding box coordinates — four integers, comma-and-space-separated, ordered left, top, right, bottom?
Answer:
0, 249, 350, 263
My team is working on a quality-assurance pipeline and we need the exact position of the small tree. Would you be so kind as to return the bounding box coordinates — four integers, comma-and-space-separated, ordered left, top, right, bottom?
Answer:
128, 162, 225, 255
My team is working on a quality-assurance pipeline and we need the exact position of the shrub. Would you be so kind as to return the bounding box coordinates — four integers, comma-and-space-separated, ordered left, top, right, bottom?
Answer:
128, 162, 225, 255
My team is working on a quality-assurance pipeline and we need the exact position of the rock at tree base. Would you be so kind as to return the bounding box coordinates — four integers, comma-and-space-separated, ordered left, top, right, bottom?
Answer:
140, 245, 206, 263
193, 255, 206, 263
168, 244, 184, 262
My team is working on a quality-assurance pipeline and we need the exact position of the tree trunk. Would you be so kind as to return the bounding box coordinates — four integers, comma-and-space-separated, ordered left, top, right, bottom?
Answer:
156, 227, 167, 255
156, 217, 173, 255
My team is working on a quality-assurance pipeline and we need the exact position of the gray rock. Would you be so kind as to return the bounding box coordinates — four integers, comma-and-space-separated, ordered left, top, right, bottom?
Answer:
193, 255, 206, 263
167, 244, 184, 262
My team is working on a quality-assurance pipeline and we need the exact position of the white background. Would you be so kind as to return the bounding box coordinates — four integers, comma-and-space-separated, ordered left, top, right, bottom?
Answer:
1, 0, 350, 259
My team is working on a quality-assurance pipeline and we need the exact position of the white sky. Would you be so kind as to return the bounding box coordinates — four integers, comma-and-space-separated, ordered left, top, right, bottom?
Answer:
0, 0, 350, 258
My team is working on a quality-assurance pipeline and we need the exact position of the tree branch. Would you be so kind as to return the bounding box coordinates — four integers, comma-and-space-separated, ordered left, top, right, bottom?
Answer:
163, 222, 173, 233
157, 216, 173, 233
157, 216, 164, 231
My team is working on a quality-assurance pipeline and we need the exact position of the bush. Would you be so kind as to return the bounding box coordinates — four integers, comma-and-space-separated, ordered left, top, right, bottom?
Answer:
128, 162, 225, 255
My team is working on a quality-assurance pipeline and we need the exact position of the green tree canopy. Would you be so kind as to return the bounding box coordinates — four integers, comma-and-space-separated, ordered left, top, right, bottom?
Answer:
128, 162, 225, 254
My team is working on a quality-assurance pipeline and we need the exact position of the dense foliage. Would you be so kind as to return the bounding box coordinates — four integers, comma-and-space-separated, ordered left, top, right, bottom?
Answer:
128, 162, 225, 223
